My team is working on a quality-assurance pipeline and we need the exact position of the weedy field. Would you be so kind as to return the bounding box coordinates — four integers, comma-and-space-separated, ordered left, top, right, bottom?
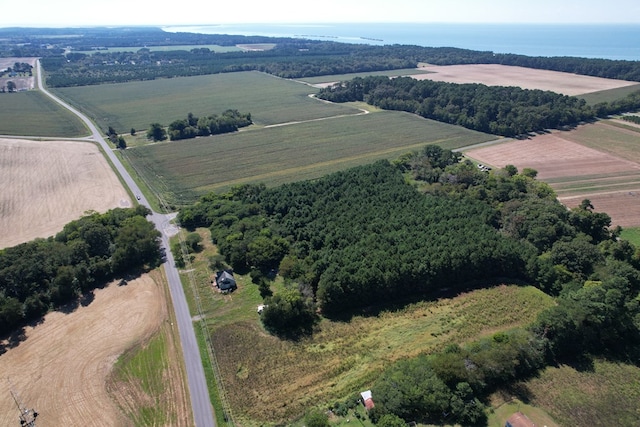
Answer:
179, 229, 555, 426
0, 91, 87, 137
52, 71, 362, 132
122, 110, 495, 205
579, 83, 640, 104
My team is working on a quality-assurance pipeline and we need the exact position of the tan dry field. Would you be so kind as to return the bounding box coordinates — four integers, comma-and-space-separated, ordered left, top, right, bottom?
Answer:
0, 138, 131, 249
413, 64, 638, 96
466, 124, 640, 227
0, 275, 170, 426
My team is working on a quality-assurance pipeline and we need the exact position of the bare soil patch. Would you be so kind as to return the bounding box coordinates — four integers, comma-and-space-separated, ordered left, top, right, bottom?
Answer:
466, 127, 640, 227
0, 138, 131, 248
413, 64, 637, 96
0, 275, 166, 426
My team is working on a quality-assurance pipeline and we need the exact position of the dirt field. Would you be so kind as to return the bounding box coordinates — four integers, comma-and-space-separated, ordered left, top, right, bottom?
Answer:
0, 275, 168, 426
413, 64, 638, 96
465, 126, 640, 227
0, 57, 37, 91
0, 138, 131, 248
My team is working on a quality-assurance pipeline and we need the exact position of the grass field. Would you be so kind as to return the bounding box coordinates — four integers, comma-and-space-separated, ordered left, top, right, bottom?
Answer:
298, 68, 429, 85
579, 83, 640, 105
75, 44, 242, 54
181, 229, 555, 425
0, 91, 87, 137
52, 71, 361, 132
517, 359, 640, 427
620, 227, 640, 246
122, 110, 495, 205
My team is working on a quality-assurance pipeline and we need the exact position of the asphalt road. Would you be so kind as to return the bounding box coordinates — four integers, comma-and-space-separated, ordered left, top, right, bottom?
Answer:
35, 60, 216, 427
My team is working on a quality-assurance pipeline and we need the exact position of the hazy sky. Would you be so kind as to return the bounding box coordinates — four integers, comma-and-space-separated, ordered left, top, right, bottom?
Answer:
2, 0, 639, 27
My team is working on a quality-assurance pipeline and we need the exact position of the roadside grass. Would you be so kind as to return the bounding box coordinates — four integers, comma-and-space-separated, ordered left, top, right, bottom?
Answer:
515, 359, 640, 427
108, 270, 192, 427
51, 71, 361, 132
579, 83, 640, 105
121, 110, 494, 205
75, 44, 242, 54
620, 227, 640, 246
298, 68, 428, 84
0, 91, 87, 137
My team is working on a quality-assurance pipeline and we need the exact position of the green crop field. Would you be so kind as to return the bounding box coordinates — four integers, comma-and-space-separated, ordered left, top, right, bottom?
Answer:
567, 120, 640, 162
0, 91, 87, 137
579, 83, 640, 105
122, 110, 495, 205
52, 71, 361, 133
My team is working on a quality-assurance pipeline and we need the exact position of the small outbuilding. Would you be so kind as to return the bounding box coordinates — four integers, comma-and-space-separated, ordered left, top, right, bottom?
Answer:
505, 412, 535, 427
360, 390, 375, 411
215, 270, 237, 292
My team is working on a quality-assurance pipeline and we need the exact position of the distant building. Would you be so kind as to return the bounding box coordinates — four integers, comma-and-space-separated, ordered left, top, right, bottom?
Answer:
360, 390, 375, 411
215, 270, 237, 292
505, 412, 535, 427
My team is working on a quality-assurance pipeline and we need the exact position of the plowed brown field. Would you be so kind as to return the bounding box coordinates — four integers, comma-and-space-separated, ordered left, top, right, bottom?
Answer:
0, 138, 131, 248
466, 123, 640, 227
0, 275, 167, 426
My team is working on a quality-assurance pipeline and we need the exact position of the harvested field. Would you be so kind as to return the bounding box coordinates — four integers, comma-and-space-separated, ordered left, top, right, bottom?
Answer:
0, 138, 131, 248
413, 64, 638, 96
466, 123, 640, 227
0, 275, 167, 426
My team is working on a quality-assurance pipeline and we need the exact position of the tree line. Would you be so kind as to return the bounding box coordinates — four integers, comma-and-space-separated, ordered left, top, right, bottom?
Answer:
0, 206, 162, 336
146, 110, 252, 142
317, 75, 640, 136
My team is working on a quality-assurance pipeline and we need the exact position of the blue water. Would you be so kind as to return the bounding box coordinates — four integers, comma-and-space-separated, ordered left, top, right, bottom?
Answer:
164, 23, 640, 61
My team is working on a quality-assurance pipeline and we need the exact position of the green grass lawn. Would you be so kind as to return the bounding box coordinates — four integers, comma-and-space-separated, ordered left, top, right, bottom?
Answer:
620, 227, 640, 246
0, 91, 88, 137
52, 71, 361, 132
122, 110, 494, 205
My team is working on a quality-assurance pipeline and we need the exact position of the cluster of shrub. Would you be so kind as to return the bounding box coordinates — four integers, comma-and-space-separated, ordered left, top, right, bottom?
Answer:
622, 114, 640, 124
0, 206, 162, 336
146, 110, 252, 142
317, 75, 640, 136
106, 126, 127, 148
178, 146, 640, 425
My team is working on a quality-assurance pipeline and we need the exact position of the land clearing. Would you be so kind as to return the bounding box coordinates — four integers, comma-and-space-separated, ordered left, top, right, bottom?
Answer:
465, 121, 640, 227
0, 273, 178, 426
0, 138, 131, 248
413, 64, 638, 96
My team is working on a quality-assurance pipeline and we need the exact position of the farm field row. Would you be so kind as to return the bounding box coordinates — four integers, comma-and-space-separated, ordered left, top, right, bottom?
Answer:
52, 71, 362, 133
466, 120, 640, 227
0, 91, 87, 137
122, 110, 495, 205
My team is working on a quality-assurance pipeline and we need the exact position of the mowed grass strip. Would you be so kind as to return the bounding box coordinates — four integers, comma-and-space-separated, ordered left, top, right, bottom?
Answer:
209, 285, 554, 424
123, 110, 494, 204
299, 68, 429, 84
0, 91, 87, 137
52, 71, 361, 132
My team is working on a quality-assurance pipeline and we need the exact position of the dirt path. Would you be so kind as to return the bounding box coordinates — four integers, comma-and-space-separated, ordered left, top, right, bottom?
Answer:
0, 275, 166, 426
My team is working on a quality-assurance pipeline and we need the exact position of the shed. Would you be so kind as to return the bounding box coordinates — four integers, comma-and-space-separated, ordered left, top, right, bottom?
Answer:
360, 390, 375, 411
216, 270, 237, 292
505, 412, 535, 427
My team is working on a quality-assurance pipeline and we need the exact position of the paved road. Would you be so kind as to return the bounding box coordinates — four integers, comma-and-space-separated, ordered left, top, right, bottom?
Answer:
35, 60, 216, 427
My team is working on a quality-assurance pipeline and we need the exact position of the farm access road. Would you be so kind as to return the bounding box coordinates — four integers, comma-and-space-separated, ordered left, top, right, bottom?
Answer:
34, 60, 216, 427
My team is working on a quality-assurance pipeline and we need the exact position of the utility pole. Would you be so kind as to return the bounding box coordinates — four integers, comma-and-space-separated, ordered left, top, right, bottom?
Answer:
7, 379, 38, 427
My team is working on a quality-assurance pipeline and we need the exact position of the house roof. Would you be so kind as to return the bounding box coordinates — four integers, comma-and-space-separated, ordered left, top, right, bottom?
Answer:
360, 390, 374, 410
217, 271, 236, 289
505, 412, 535, 427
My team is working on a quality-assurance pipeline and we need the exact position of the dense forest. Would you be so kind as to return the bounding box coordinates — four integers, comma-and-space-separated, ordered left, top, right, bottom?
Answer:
0, 206, 162, 336
178, 147, 640, 425
317, 75, 640, 136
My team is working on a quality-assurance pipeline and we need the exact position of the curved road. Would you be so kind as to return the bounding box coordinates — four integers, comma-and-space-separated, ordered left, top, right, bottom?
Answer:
35, 61, 216, 427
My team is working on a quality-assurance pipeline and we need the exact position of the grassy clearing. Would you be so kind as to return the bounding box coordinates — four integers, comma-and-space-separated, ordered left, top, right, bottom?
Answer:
620, 227, 640, 246
516, 359, 640, 427
122, 110, 494, 205
0, 91, 87, 137
52, 71, 361, 132
579, 83, 640, 105
488, 397, 559, 427
299, 68, 428, 84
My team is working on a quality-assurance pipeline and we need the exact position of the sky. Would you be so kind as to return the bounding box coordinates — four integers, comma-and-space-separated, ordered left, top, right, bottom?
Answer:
2, 0, 640, 27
